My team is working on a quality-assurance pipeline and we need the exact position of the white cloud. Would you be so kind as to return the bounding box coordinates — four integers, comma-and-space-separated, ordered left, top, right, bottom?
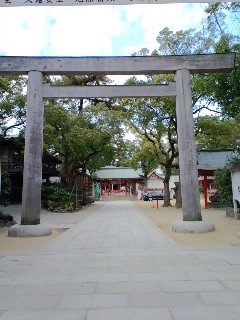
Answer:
0, 3, 206, 57
46, 6, 127, 56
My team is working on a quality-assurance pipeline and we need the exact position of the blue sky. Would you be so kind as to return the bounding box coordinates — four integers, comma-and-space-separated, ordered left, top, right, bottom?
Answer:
0, 3, 206, 57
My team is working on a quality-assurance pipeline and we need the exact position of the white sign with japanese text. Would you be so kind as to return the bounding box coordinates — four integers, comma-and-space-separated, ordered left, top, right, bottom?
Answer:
0, 0, 221, 7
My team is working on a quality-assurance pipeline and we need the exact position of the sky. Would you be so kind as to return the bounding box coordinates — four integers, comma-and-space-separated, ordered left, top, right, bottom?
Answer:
0, 3, 207, 57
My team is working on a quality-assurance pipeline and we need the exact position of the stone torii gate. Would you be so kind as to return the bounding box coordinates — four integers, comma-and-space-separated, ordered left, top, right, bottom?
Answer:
0, 54, 235, 236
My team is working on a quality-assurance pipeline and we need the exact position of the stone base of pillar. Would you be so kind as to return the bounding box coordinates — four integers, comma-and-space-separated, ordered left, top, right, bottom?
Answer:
8, 224, 52, 237
172, 220, 215, 233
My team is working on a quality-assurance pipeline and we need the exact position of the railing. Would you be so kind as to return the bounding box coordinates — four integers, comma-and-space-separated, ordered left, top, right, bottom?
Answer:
6, 162, 59, 174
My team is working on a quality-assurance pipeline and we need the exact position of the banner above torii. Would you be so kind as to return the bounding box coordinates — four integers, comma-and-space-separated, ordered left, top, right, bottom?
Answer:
0, 0, 223, 7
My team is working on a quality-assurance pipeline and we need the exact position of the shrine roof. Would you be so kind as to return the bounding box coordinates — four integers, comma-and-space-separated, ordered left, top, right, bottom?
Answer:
147, 170, 162, 179
197, 149, 235, 171
95, 166, 143, 180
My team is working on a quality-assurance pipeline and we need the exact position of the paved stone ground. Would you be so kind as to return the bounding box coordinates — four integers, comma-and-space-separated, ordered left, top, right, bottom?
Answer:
0, 200, 240, 320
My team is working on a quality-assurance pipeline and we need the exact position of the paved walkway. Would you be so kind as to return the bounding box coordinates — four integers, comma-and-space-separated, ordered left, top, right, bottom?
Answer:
1, 200, 240, 320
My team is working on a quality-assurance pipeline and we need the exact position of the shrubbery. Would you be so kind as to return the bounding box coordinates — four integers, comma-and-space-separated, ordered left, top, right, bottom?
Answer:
213, 155, 240, 205
41, 182, 94, 212
1, 172, 11, 207
213, 168, 232, 204
42, 182, 77, 212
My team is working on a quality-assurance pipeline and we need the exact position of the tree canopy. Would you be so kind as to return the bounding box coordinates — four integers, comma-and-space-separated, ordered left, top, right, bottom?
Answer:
0, 76, 27, 138
43, 73, 129, 188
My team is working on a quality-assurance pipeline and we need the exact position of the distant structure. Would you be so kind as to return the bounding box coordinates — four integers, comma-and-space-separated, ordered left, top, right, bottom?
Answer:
147, 170, 179, 194
197, 149, 235, 208
95, 167, 179, 199
94, 166, 144, 196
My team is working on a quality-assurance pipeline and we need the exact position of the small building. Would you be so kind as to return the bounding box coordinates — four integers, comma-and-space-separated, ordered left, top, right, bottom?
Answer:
197, 149, 235, 208
94, 166, 144, 196
147, 170, 179, 193
0, 138, 61, 203
147, 170, 164, 192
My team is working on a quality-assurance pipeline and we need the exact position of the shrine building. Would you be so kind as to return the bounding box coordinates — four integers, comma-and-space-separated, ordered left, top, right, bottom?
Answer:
197, 149, 235, 209
94, 166, 144, 195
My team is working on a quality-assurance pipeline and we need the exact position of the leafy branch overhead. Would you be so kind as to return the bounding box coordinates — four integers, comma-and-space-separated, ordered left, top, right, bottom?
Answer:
0, 76, 27, 138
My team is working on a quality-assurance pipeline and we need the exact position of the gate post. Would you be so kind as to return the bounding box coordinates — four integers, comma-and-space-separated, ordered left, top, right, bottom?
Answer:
21, 71, 44, 225
172, 68, 214, 233
175, 69, 202, 221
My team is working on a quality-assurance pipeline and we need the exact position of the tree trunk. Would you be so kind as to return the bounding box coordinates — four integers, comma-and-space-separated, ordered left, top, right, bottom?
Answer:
174, 181, 182, 209
162, 166, 172, 207
144, 176, 148, 194
67, 169, 75, 193
61, 157, 74, 192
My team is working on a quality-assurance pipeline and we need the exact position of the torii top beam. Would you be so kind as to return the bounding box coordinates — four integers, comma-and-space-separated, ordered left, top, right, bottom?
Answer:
0, 53, 235, 76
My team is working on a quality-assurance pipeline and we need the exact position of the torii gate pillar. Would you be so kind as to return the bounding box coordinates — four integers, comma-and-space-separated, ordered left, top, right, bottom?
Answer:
175, 69, 201, 220
21, 71, 44, 225
172, 69, 214, 233
9, 71, 52, 237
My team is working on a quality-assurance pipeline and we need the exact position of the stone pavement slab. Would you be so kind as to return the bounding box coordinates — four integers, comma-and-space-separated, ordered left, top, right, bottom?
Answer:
0, 200, 240, 320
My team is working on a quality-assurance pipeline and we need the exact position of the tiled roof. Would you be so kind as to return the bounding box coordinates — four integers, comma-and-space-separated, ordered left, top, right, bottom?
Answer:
95, 166, 143, 179
147, 170, 161, 178
197, 149, 235, 171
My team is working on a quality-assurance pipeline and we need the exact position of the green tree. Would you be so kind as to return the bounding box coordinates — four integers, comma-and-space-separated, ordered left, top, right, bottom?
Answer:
201, 3, 240, 119
213, 153, 240, 205
49, 75, 114, 113
44, 72, 126, 190
154, 27, 214, 55
128, 21, 240, 211
111, 139, 138, 167
195, 116, 240, 150
203, 2, 240, 38
0, 171, 11, 207
213, 168, 232, 204
154, 26, 240, 121
0, 76, 27, 138
123, 76, 178, 206
130, 138, 159, 193
128, 28, 217, 207
44, 102, 124, 191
